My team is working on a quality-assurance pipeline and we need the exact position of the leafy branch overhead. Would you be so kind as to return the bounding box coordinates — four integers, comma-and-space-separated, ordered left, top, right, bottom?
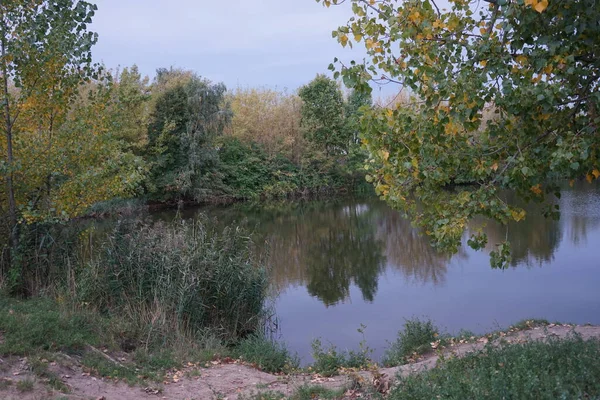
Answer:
318, 0, 600, 267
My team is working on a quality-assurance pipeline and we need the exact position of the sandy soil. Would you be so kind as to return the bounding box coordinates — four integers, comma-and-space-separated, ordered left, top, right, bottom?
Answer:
1, 324, 598, 400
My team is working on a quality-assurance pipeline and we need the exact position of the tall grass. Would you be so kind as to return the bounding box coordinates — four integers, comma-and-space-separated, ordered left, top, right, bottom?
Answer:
77, 217, 268, 348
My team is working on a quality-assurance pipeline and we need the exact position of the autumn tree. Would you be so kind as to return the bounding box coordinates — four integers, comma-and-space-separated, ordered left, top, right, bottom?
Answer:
0, 0, 98, 277
225, 87, 304, 162
0, 1, 146, 288
320, 0, 600, 267
298, 75, 348, 155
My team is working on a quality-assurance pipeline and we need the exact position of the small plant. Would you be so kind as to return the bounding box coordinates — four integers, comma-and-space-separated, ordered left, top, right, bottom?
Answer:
234, 334, 299, 373
382, 317, 440, 366
311, 325, 373, 376
16, 378, 34, 392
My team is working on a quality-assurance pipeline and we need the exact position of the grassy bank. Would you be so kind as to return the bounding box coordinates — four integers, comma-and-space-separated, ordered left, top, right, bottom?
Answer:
1, 295, 599, 399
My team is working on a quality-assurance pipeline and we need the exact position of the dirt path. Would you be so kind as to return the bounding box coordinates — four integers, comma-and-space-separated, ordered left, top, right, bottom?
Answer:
1, 324, 599, 400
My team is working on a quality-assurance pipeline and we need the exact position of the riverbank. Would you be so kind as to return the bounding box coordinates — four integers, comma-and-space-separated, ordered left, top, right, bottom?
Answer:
1, 293, 599, 399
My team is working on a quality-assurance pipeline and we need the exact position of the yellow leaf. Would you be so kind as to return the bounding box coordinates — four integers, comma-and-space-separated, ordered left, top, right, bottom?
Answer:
592, 169, 600, 179
480, 60, 487, 67
534, 0, 548, 12
340, 34, 348, 47
491, 162, 498, 171
479, 27, 487, 35
381, 150, 390, 161
511, 209, 527, 222
586, 174, 593, 183
354, 34, 363, 42
531, 184, 542, 195
569, 179, 575, 187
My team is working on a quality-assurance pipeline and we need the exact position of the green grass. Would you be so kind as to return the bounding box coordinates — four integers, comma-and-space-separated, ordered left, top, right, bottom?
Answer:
0, 295, 101, 355
234, 334, 299, 373
382, 317, 440, 367
389, 335, 600, 399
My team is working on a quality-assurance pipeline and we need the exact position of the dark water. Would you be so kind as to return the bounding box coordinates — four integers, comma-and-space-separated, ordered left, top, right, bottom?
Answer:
170, 183, 600, 363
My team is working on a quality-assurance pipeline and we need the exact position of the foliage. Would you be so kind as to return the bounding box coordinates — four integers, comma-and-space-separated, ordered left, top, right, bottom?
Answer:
0, 0, 130, 287
233, 334, 299, 373
298, 75, 348, 155
344, 89, 372, 146
225, 87, 304, 162
112, 65, 151, 151
145, 69, 230, 201
382, 317, 440, 366
77, 217, 268, 344
219, 136, 368, 200
16, 79, 146, 222
388, 335, 600, 399
320, 0, 600, 267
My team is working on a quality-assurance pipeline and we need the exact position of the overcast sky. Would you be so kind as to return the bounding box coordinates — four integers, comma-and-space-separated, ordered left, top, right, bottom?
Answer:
91, 0, 365, 91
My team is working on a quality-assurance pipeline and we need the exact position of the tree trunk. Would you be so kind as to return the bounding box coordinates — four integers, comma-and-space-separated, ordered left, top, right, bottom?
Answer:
1, 32, 20, 285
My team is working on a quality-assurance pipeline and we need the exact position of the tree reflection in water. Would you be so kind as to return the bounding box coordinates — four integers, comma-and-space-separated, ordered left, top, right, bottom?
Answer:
168, 182, 598, 306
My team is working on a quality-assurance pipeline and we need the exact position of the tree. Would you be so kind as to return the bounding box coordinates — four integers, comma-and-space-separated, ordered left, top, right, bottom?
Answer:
113, 65, 151, 151
345, 88, 372, 145
225, 87, 304, 162
145, 69, 231, 201
1, 0, 98, 279
319, 0, 600, 267
298, 75, 348, 155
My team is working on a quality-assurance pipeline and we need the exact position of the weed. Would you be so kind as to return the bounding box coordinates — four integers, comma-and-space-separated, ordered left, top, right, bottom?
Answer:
382, 317, 439, 366
234, 334, 299, 373
81, 352, 148, 385
291, 385, 346, 400
16, 378, 34, 392
511, 318, 550, 330
0, 378, 13, 390
388, 335, 600, 399
29, 357, 70, 393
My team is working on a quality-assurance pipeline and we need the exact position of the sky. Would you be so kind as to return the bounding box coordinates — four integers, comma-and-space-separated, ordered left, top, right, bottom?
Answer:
91, 0, 366, 92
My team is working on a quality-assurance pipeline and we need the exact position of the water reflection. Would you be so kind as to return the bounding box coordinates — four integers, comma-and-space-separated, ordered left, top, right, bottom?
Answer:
179, 182, 599, 307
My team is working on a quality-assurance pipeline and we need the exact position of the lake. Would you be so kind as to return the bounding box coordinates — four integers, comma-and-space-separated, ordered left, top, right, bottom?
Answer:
165, 182, 600, 364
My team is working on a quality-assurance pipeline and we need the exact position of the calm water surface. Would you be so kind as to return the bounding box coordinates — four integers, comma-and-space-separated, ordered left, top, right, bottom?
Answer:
175, 183, 600, 363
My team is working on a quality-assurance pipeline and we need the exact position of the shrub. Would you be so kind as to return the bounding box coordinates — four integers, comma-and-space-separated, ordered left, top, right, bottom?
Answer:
389, 336, 600, 399
382, 318, 439, 366
77, 217, 268, 348
234, 334, 299, 373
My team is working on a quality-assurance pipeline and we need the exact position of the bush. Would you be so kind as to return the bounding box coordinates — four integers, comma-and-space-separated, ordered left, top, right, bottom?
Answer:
77, 217, 268, 348
389, 335, 600, 399
382, 318, 439, 366
234, 334, 299, 373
